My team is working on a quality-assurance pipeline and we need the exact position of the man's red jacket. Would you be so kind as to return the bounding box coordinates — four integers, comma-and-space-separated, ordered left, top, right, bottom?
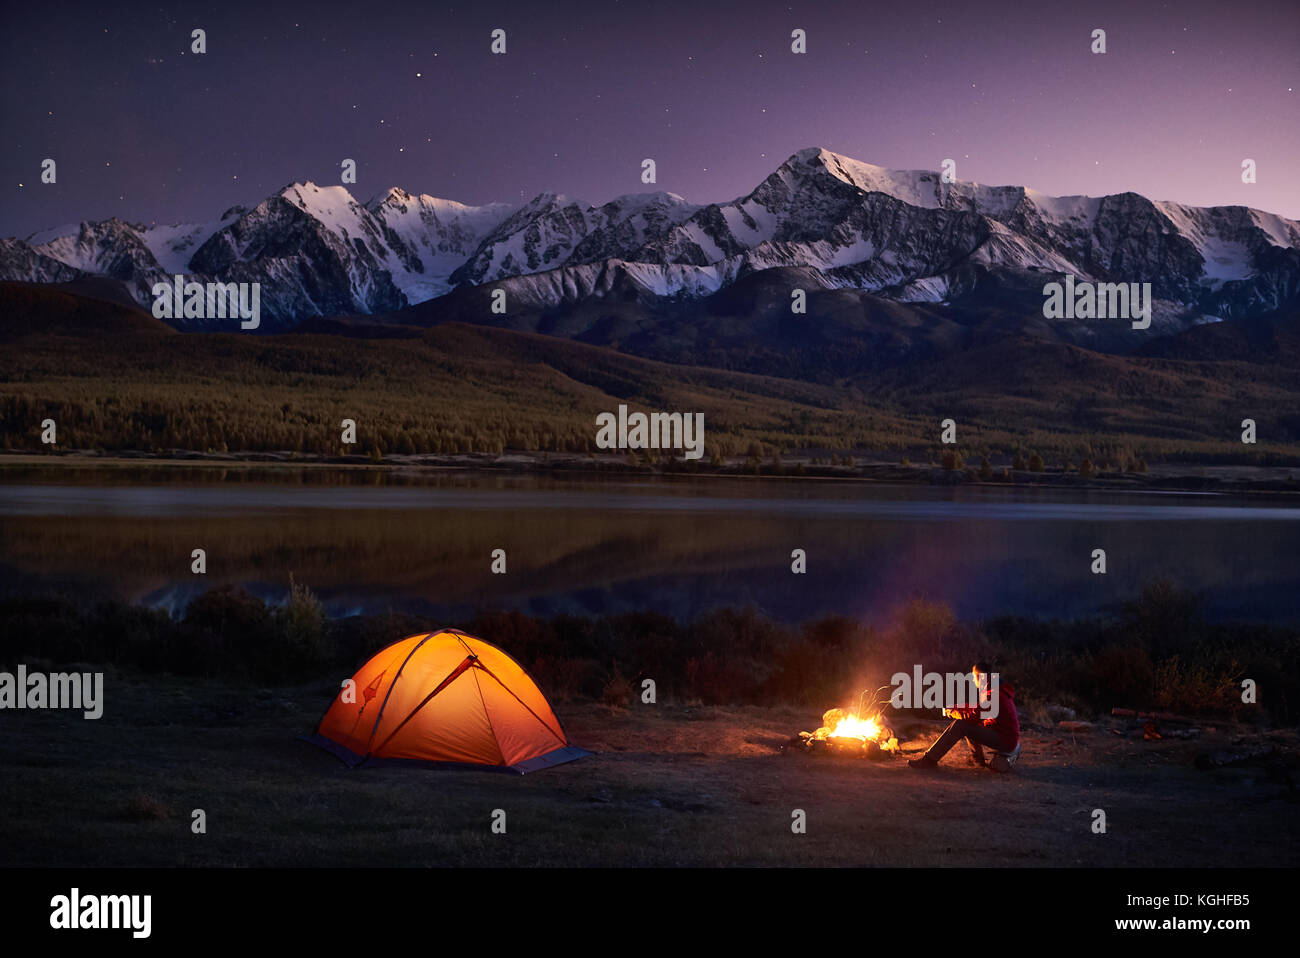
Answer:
956, 682, 1020, 749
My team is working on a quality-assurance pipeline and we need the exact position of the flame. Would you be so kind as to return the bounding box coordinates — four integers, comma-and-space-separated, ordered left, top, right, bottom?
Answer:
812, 707, 899, 752
828, 713, 881, 741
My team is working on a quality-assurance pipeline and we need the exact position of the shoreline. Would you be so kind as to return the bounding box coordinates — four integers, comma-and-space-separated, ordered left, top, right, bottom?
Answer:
2, 449, 1298, 495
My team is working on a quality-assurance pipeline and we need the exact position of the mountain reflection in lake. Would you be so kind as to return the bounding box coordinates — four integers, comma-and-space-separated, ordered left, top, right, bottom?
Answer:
1, 470, 1297, 625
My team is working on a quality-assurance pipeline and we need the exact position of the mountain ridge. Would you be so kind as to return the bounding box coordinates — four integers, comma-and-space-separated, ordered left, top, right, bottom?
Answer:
3, 147, 1297, 336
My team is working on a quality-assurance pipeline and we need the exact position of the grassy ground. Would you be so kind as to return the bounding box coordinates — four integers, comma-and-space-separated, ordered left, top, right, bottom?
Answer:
2, 673, 1295, 867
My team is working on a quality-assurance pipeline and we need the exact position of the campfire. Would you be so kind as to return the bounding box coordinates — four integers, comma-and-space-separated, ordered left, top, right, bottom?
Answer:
797, 706, 900, 760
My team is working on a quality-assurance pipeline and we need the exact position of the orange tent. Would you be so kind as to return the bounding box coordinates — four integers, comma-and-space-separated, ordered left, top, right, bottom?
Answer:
307, 629, 589, 773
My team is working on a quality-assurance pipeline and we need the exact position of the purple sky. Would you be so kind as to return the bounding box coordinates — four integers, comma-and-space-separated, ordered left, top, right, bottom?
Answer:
3, 0, 1297, 238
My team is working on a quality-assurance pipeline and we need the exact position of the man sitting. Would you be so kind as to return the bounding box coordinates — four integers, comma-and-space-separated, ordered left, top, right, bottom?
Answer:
907, 663, 1020, 771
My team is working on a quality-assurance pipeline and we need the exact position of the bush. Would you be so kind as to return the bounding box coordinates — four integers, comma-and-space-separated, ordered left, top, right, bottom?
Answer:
601, 667, 635, 708
3, 581, 1294, 724
1093, 644, 1154, 706
1122, 579, 1206, 656
529, 655, 590, 704
1028, 453, 1044, 472
271, 575, 330, 675
1153, 655, 1241, 715
183, 586, 267, 635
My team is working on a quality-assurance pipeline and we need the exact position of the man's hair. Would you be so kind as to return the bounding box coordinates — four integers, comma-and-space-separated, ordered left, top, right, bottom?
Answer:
974, 661, 992, 673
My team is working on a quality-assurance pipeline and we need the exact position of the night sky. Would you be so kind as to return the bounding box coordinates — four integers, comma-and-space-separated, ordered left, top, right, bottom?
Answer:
3, 0, 1297, 238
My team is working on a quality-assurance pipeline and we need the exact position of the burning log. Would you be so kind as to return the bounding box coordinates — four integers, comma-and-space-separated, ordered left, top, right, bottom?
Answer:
794, 707, 900, 759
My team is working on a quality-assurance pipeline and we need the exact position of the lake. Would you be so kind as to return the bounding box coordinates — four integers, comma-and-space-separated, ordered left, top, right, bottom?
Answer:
1, 467, 1297, 625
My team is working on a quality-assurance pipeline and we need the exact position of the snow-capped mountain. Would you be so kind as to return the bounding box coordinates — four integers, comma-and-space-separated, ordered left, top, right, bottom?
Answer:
471, 148, 1299, 332
367, 187, 514, 303
448, 190, 700, 286
1, 185, 515, 328
2, 147, 1297, 333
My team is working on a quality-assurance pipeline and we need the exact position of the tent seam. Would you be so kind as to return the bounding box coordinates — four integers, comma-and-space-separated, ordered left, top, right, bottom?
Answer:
362, 631, 434, 755
474, 662, 567, 746
467, 663, 509, 766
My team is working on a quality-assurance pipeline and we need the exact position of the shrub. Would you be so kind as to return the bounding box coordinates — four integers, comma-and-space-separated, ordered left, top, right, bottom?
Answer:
530, 655, 590, 704
1153, 655, 1241, 715
1093, 644, 1154, 706
601, 667, 635, 708
183, 586, 274, 675
271, 575, 330, 675
1122, 579, 1206, 655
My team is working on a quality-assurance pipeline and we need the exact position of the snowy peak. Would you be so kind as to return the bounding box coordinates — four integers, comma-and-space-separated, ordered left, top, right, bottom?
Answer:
2, 147, 1297, 332
780, 147, 1026, 217
365, 185, 514, 228
276, 181, 370, 231
449, 189, 700, 286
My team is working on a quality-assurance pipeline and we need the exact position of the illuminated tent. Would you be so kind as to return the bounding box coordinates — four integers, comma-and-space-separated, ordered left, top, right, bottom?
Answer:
307, 629, 589, 774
